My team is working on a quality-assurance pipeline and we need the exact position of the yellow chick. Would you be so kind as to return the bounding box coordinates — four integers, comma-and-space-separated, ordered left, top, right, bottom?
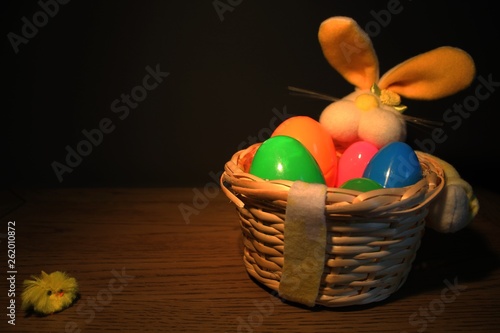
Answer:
21, 271, 79, 315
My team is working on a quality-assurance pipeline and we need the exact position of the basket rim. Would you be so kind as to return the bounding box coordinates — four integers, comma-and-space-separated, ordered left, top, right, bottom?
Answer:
221, 142, 445, 215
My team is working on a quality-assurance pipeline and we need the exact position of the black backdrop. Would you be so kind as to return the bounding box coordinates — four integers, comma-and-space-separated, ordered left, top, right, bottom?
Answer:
3, 0, 499, 190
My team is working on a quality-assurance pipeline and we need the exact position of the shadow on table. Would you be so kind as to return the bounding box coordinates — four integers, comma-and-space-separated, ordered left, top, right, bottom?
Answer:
393, 225, 500, 299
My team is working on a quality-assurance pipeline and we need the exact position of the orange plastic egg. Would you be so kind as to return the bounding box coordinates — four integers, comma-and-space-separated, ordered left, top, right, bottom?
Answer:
271, 116, 338, 187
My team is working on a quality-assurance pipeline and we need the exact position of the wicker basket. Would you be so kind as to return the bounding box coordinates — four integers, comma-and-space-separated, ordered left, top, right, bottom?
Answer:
221, 142, 445, 307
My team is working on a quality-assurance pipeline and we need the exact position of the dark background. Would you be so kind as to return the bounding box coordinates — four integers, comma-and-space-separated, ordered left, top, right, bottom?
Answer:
3, 0, 498, 190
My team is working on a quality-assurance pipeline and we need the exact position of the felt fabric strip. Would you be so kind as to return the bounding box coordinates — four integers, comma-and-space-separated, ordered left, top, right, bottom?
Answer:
279, 181, 327, 307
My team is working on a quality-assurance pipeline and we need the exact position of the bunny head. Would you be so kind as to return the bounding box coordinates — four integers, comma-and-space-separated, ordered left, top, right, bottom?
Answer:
317, 16, 476, 151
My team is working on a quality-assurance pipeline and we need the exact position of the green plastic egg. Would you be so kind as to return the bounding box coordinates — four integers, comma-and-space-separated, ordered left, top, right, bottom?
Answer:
249, 135, 326, 184
340, 177, 383, 192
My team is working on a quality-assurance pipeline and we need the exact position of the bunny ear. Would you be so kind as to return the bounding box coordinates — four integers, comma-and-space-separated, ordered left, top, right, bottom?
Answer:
318, 16, 379, 90
378, 46, 476, 100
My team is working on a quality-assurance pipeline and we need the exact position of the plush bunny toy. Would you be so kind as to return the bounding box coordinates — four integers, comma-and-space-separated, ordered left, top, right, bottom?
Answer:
316, 16, 479, 233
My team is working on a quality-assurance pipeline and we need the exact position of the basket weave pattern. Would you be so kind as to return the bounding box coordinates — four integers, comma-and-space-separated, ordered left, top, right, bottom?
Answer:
222, 143, 445, 307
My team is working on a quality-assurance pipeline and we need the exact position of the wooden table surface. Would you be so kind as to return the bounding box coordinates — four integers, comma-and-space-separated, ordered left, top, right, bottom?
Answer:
1, 186, 499, 333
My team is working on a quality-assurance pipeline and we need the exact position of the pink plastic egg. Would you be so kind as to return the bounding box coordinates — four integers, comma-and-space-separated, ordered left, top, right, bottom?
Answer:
335, 141, 379, 187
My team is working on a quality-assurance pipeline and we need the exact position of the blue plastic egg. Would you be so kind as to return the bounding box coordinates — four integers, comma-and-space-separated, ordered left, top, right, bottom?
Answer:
249, 135, 326, 184
363, 142, 423, 188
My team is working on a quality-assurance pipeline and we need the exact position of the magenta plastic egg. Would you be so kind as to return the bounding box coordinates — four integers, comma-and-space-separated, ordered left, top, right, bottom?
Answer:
363, 142, 423, 188
335, 141, 379, 187
249, 135, 326, 184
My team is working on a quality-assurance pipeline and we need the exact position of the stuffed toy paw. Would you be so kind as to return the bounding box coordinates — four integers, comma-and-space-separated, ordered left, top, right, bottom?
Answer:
418, 152, 479, 233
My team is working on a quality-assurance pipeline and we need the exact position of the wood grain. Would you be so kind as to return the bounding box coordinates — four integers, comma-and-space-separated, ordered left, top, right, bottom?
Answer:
1, 186, 499, 333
